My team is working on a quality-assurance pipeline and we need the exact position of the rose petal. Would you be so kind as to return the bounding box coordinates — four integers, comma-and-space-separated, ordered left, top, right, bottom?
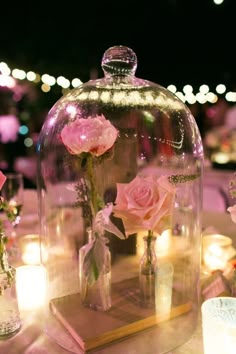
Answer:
0, 171, 6, 190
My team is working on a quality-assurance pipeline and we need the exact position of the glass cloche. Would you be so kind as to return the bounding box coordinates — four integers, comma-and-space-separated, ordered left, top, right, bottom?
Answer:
37, 45, 203, 353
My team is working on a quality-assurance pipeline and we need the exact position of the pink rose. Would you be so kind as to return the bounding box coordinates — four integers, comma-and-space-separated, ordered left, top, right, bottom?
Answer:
227, 204, 236, 223
60, 114, 118, 156
0, 171, 6, 190
113, 175, 176, 236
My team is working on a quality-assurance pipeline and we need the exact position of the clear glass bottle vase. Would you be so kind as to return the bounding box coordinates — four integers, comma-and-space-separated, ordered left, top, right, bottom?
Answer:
79, 229, 111, 311
0, 234, 21, 338
139, 234, 157, 308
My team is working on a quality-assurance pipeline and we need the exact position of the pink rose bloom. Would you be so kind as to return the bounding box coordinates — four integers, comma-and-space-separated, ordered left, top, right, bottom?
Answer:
0, 171, 6, 190
113, 175, 176, 236
60, 114, 118, 156
227, 204, 236, 223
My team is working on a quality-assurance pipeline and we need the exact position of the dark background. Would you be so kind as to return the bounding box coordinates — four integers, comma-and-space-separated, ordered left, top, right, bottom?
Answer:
1, 0, 235, 92
0, 0, 235, 187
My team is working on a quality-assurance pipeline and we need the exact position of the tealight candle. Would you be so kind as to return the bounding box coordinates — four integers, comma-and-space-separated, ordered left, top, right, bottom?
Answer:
16, 265, 47, 312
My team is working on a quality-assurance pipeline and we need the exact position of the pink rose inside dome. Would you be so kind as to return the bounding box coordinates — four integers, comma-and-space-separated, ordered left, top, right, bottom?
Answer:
60, 114, 118, 157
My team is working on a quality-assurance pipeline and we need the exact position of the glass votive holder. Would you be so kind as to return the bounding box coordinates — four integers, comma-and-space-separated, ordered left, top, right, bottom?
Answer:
201, 297, 236, 354
202, 234, 235, 274
0, 266, 21, 338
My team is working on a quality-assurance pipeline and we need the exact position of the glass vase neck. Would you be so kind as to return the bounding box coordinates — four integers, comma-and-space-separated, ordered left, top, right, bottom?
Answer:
143, 235, 157, 250
139, 234, 157, 308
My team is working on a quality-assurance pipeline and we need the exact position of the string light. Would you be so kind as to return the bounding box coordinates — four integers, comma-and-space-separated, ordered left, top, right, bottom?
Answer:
213, 0, 224, 5
0, 60, 236, 104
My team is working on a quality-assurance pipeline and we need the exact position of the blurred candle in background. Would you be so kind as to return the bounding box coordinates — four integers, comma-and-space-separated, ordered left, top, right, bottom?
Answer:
202, 234, 235, 273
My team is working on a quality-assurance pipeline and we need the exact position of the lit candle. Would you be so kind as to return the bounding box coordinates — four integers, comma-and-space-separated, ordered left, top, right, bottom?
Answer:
202, 297, 236, 354
22, 241, 41, 264
202, 234, 234, 273
16, 265, 47, 312
20, 234, 47, 265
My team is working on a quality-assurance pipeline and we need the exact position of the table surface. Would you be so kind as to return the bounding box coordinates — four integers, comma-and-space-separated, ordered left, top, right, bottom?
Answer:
1, 191, 236, 354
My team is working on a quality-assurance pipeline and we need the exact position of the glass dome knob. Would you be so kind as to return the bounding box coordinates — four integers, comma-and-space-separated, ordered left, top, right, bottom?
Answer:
101, 45, 137, 77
